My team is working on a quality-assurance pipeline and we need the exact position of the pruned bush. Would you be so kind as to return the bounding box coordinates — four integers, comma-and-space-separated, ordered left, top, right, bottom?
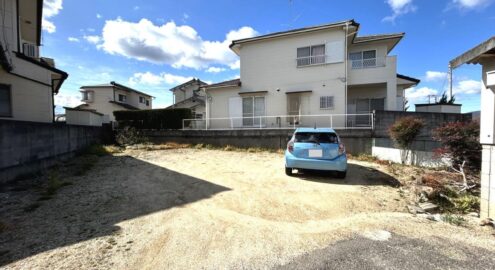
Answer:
115, 126, 148, 146
433, 121, 481, 172
114, 108, 192, 130
389, 116, 424, 149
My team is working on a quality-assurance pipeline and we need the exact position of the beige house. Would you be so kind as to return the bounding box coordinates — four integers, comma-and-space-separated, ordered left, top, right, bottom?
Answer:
168, 78, 208, 119
203, 19, 419, 129
0, 0, 68, 123
75, 81, 153, 122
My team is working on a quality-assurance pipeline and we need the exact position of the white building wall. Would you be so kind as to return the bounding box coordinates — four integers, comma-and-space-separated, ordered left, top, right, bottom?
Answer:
239, 28, 347, 117
66, 110, 103, 126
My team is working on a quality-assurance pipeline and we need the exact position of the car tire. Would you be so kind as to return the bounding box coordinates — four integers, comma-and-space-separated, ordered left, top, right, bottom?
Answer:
336, 171, 347, 179
285, 167, 293, 176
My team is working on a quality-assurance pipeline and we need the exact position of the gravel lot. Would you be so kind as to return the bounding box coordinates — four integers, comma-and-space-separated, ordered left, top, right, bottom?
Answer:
1, 148, 494, 269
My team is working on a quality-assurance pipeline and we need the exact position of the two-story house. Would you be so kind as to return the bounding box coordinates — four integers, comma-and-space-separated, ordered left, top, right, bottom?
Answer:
168, 78, 208, 119
74, 81, 153, 122
0, 0, 68, 123
203, 20, 419, 129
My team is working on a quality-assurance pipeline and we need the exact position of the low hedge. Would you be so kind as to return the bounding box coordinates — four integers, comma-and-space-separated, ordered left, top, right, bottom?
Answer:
114, 108, 192, 129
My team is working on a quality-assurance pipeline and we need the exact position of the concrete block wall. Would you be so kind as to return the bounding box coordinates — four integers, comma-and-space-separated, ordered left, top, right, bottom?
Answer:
0, 120, 102, 182
142, 129, 373, 155
373, 110, 472, 138
481, 145, 495, 218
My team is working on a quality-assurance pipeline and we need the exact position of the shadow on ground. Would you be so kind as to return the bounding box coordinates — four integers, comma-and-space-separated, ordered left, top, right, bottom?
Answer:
294, 163, 401, 187
0, 154, 230, 266
275, 233, 495, 269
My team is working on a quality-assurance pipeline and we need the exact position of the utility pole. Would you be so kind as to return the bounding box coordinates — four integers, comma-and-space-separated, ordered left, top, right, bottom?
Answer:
448, 64, 453, 100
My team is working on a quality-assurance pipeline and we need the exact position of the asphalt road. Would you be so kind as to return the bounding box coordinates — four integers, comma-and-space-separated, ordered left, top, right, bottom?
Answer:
276, 232, 495, 270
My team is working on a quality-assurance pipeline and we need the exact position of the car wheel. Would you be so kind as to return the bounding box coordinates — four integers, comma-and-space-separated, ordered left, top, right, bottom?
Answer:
336, 171, 347, 179
285, 167, 293, 176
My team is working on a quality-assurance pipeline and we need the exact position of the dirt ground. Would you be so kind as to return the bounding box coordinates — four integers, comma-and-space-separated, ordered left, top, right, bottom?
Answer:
1, 148, 495, 269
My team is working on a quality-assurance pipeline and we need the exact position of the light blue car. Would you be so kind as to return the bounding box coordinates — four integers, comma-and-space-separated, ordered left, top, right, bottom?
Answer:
285, 128, 347, 178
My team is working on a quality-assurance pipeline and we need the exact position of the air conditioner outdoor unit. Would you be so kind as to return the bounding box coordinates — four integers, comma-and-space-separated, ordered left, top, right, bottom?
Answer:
487, 71, 495, 88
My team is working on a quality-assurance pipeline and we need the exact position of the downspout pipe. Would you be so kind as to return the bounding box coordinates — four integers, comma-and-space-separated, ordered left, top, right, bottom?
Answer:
344, 22, 349, 125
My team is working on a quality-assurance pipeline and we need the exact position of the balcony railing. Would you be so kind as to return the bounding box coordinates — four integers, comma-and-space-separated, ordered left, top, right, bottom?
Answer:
296, 55, 328, 67
182, 113, 374, 130
350, 57, 386, 69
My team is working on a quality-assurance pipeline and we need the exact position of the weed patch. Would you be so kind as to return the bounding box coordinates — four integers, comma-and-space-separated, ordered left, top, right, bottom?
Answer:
442, 214, 467, 226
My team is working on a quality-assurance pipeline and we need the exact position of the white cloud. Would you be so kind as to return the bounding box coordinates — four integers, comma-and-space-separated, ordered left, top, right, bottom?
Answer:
452, 79, 481, 94
97, 18, 258, 70
425, 71, 448, 82
83, 35, 102, 44
452, 0, 493, 9
67, 37, 79, 42
128, 72, 193, 86
42, 0, 63, 33
54, 92, 82, 108
206, 67, 226, 73
383, 0, 417, 22
405, 86, 439, 104
96, 13, 102, 19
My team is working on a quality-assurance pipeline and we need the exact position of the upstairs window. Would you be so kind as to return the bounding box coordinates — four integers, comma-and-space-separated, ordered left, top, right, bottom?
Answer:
139, 96, 145, 103
118, 94, 127, 102
349, 50, 377, 69
297, 44, 325, 67
145, 100, 150, 106
0, 84, 12, 117
320, 96, 334, 110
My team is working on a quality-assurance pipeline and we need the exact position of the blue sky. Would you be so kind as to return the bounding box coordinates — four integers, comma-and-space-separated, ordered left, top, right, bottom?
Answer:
41, 0, 495, 113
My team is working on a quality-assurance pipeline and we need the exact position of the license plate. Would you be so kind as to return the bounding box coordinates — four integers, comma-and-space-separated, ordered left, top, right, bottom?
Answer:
308, 149, 323, 158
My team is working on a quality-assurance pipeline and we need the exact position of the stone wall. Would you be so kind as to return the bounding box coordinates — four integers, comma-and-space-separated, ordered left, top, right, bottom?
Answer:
0, 120, 102, 182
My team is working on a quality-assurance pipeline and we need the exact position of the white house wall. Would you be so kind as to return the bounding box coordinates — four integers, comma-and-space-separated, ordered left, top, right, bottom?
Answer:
0, 0, 18, 56
0, 69, 54, 122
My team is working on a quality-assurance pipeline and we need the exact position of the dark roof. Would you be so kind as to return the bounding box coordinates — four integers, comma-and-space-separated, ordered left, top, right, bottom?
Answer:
230, 20, 359, 47
170, 78, 208, 92
64, 107, 104, 116
397, 73, 420, 84
81, 81, 154, 98
450, 36, 495, 69
353, 33, 404, 43
109, 100, 139, 110
204, 78, 241, 89
415, 103, 462, 107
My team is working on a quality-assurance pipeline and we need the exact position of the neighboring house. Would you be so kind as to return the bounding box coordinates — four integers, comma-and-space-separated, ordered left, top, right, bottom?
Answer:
168, 78, 208, 119
75, 81, 153, 122
0, 0, 68, 123
203, 19, 419, 129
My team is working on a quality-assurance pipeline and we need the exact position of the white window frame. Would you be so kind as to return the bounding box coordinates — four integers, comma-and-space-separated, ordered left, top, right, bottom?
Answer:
242, 96, 266, 127
139, 96, 145, 103
297, 44, 326, 67
118, 94, 127, 103
145, 99, 150, 106
349, 49, 377, 69
320, 96, 334, 110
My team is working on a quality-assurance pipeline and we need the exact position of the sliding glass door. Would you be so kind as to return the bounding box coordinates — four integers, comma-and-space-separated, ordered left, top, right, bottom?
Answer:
242, 96, 265, 127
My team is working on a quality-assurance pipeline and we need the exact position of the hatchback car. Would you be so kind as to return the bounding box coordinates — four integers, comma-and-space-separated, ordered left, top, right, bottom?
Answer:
285, 128, 347, 178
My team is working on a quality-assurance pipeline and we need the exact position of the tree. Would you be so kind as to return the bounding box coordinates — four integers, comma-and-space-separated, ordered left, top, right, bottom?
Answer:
433, 121, 481, 190
436, 92, 456, 105
388, 116, 424, 163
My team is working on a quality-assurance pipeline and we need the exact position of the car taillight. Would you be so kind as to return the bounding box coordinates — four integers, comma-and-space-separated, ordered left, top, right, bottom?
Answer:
287, 141, 294, 153
338, 143, 345, 155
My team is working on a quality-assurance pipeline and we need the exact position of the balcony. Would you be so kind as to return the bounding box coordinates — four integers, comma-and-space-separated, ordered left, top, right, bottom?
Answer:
350, 56, 386, 69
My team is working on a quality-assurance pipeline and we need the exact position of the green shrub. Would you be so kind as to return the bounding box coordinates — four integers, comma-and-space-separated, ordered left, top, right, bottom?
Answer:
114, 108, 192, 130
442, 214, 466, 226
115, 126, 148, 146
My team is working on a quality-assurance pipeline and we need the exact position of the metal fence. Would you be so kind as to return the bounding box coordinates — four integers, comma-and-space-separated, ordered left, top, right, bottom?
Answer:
182, 113, 374, 130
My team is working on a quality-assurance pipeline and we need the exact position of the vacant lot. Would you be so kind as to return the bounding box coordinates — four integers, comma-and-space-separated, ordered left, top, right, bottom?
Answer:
1, 148, 495, 269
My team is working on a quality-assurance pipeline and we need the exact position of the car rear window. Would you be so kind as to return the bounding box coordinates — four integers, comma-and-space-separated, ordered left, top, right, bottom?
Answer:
294, 132, 338, 144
